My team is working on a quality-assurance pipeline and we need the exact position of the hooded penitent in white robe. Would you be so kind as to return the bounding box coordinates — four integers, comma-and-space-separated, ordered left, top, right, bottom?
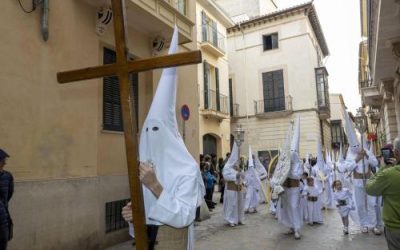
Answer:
313, 141, 333, 209
130, 27, 205, 250
333, 188, 355, 217
254, 155, 268, 203
299, 176, 308, 222
244, 148, 260, 211
223, 142, 245, 225
302, 178, 323, 224
277, 117, 304, 231
340, 108, 379, 229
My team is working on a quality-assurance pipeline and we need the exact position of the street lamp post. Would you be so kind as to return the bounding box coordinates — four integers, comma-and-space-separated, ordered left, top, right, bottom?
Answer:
234, 124, 245, 164
354, 107, 368, 210
234, 124, 245, 221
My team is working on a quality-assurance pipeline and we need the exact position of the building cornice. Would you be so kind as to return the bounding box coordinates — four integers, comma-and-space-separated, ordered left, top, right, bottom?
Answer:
227, 2, 329, 57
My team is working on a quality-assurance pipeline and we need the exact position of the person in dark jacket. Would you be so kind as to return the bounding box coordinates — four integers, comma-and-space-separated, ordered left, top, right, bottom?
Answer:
0, 149, 13, 250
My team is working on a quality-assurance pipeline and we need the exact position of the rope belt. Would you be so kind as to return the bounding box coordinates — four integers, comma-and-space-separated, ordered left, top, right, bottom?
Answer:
307, 196, 318, 202
226, 181, 242, 191
283, 178, 300, 188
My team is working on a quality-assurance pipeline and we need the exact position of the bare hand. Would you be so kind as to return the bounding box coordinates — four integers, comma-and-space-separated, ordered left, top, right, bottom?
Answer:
387, 158, 398, 165
121, 201, 133, 222
356, 150, 367, 162
140, 162, 163, 198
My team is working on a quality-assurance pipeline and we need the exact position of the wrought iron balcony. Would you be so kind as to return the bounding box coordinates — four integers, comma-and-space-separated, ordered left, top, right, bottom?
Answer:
231, 103, 239, 117
201, 89, 230, 120
360, 79, 382, 109
200, 23, 225, 57
254, 96, 293, 118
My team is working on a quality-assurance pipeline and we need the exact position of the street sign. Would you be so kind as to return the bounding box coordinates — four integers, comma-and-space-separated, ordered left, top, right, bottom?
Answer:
181, 104, 190, 121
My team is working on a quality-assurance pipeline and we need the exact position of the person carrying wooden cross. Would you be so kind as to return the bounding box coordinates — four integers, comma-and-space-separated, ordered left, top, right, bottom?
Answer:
121, 27, 205, 250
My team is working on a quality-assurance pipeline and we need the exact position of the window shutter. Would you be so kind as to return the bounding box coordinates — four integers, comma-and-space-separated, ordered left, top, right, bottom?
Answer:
103, 48, 123, 131
102, 48, 138, 132
203, 61, 209, 109
201, 11, 208, 42
215, 67, 220, 111
212, 21, 218, 47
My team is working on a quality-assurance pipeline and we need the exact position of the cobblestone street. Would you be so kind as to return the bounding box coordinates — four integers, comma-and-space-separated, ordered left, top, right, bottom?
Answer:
108, 193, 387, 250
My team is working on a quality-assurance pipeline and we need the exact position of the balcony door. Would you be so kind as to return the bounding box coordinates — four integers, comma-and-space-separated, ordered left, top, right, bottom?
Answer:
262, 70, 285, 112
203, 134, 217, 156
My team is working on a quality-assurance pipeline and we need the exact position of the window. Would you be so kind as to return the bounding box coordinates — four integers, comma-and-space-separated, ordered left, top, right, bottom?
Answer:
229, 78, 234, 116
263, 33, 278, 51
103, 48, 138, 131
203, 61, 221, 111
331, 120, 346, 149
315, 67, 330, 109
262, 70, 285, 112
105, 198, 130, 233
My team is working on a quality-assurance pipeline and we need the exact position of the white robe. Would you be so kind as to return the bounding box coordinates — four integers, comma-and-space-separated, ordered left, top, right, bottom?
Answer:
299, 179, 308, 221
277, 157, 303, 231
342, 150, 379, 228
333, 188, 354, 217
255, 161, 268, 203
302, 185, 323, 224
223, 166, 245, 224
244, 168, 259, 210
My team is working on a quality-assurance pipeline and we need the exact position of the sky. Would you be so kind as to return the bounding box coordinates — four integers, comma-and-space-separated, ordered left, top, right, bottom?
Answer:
276, 0, 362, 113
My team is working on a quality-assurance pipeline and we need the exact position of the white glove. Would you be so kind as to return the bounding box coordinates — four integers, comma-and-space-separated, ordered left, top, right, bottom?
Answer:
122, 201, 133, 222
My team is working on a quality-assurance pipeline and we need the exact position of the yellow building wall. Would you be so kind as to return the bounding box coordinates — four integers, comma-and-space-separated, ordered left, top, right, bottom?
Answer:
232, 111, 321, 159
196, 2, 231, 158
1, 0, 199, 249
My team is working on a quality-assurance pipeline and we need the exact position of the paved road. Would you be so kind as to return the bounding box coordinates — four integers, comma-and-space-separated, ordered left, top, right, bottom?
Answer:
108, 194, 387, 250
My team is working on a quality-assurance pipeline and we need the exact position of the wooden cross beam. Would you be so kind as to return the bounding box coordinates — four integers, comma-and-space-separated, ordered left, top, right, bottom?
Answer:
57, 0, 202, 249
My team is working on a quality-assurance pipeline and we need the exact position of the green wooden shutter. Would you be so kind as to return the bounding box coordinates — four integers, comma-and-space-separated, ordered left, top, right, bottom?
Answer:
215, 67, 220, 111
212, 21, 218, 47
103, 48, 138, 131
103, 48, 123, 131
203, 61, 209, 109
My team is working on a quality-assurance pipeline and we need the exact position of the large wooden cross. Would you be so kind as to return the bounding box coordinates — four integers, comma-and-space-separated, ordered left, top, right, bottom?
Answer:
57, 0, 202, 249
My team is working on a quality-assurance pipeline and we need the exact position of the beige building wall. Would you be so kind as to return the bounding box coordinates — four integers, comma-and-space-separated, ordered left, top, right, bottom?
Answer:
235, 111, 321, 158
196, 1, 233, 158
227, 10, 329, 158
227, 17, 322, 116
1, 0, 199, 249
330, 94, 345, 121
382, 101, 398, 144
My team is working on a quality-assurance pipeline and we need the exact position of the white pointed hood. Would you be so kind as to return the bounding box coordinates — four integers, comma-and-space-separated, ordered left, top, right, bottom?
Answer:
248, 146, 255, 168
342, 107, 361, 154
225, 142, 239, 170
337, 144, 344, 162
254, 153, 267, 177
139, 27, 205, 224
325, 147, 331, 164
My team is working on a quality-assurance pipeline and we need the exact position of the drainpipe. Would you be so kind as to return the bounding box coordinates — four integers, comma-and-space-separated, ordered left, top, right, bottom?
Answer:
41, 0, 49, 41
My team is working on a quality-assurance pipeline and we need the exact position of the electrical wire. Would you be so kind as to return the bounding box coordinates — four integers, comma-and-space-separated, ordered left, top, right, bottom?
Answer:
17, 0, 43, 14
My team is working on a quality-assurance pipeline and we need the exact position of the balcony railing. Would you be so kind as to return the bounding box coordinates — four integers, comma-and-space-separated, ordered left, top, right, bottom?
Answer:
231, 103, 239, 117
201, 23, 225, 53
204, 89, 229, 114
254, 96, 292, 115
